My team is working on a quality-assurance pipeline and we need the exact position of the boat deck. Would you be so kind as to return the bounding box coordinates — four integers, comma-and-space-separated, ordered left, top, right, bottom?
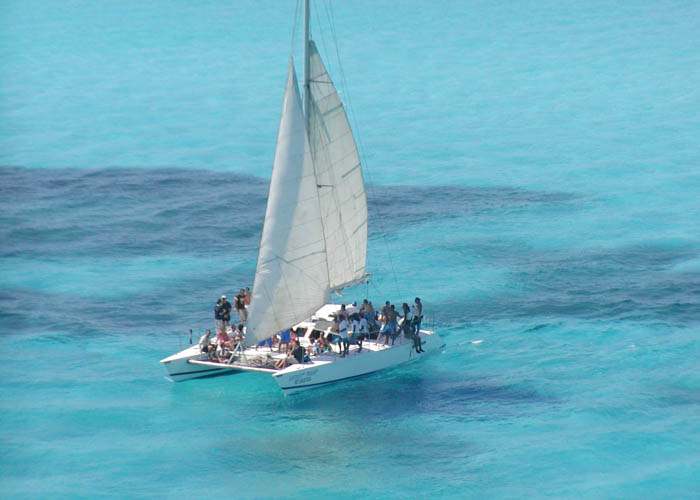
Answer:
188, 335, 417, 375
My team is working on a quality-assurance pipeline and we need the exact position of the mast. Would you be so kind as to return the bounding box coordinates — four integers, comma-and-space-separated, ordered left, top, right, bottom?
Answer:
302, 0, 311, 128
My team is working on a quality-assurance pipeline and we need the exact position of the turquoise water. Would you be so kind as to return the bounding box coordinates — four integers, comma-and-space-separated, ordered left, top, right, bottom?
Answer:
1, 0, 699, 498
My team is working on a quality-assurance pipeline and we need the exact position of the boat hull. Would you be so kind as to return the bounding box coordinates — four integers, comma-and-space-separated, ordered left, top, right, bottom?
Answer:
273, 331, 444, 394
160, 345, 234, 381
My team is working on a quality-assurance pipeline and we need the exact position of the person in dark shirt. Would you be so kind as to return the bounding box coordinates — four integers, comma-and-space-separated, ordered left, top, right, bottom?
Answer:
412, 298, 424, 353
275, 340, 304, 369
290, 341, 304, 364
220, 295, 232, 331
214, 299, 224, 333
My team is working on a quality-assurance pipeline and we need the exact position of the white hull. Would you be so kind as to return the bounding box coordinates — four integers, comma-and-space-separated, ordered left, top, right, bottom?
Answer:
161, 303, 444, 393
273, 331, 444, 394
160, 345, 234, 381
161, 330, 444, 392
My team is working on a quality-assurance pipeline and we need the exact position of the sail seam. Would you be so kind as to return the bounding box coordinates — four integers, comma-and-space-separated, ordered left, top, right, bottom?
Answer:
341, 162, 361, 179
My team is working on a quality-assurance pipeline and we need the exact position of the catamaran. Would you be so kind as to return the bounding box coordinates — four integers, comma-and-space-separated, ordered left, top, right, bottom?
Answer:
160, 1, 444, 393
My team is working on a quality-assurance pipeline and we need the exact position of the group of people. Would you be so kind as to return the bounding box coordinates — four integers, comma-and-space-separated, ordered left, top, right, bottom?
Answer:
197, 324, 245, 361
329, 297, 425, 355
214, 288, 250, 332
202, 288, 252, 361
374, 298, 424, 352
255, 327, 305, 353
201, 293, 426, 366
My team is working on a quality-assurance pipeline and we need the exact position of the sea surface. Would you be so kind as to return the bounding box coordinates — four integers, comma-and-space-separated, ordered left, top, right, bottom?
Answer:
1, 0, 699, 498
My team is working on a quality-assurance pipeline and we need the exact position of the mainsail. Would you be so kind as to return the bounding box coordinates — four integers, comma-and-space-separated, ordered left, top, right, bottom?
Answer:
245, 62, 330, 346
245, 48, 368, 346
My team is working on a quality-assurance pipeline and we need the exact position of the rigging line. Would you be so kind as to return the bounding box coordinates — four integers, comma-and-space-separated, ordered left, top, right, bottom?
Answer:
323, 0, 398, 300
322, 0, 402, 300
313, 0, 334, 85
290, 0, 301, 55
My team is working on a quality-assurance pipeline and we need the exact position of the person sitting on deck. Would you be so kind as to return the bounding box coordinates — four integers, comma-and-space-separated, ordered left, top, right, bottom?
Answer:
317, 332, 331, 353
274, 339, 304, 369
215, 328, 233, 359
199, 330, 214, 354
216, 328, 231, 346
231, 324, 245, 344
307, 337, 321, 357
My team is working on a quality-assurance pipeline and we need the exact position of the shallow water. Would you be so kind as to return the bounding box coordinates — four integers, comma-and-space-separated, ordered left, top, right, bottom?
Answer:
1, 0, 699, 498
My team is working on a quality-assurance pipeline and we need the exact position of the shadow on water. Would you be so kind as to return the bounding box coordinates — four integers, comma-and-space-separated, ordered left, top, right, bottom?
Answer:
0, 167, 573, 258
434, 241, 700, 325
0, 167, 580, 337
261, 365, 553, 425
1, 167, 698, 338
367, 183, 576, 236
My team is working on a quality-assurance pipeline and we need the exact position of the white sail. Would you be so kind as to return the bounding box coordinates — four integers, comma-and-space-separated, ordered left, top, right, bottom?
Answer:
307, 42, 369, 291
244, 61, 330, 347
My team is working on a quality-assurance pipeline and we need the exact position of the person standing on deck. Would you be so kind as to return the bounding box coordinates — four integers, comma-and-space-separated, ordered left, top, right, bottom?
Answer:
338, 303, 349, 322
278, 328, 292, 354
377, 301, 392, 346
412, 298, 424, 353
351, 313, 367, 352
388, 304, 400, 345
338, 315, 350, 357
235, 289, 247, 322
220, 295, 231, 331
400, 302, 412, 339
244, 287, 251, 306
361, 300, 377, 333
214, 298, 224, 333
412, 297, 423, 335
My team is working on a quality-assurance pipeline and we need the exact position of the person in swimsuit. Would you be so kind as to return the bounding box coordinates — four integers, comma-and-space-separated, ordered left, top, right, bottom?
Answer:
235, 289, 247, 322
